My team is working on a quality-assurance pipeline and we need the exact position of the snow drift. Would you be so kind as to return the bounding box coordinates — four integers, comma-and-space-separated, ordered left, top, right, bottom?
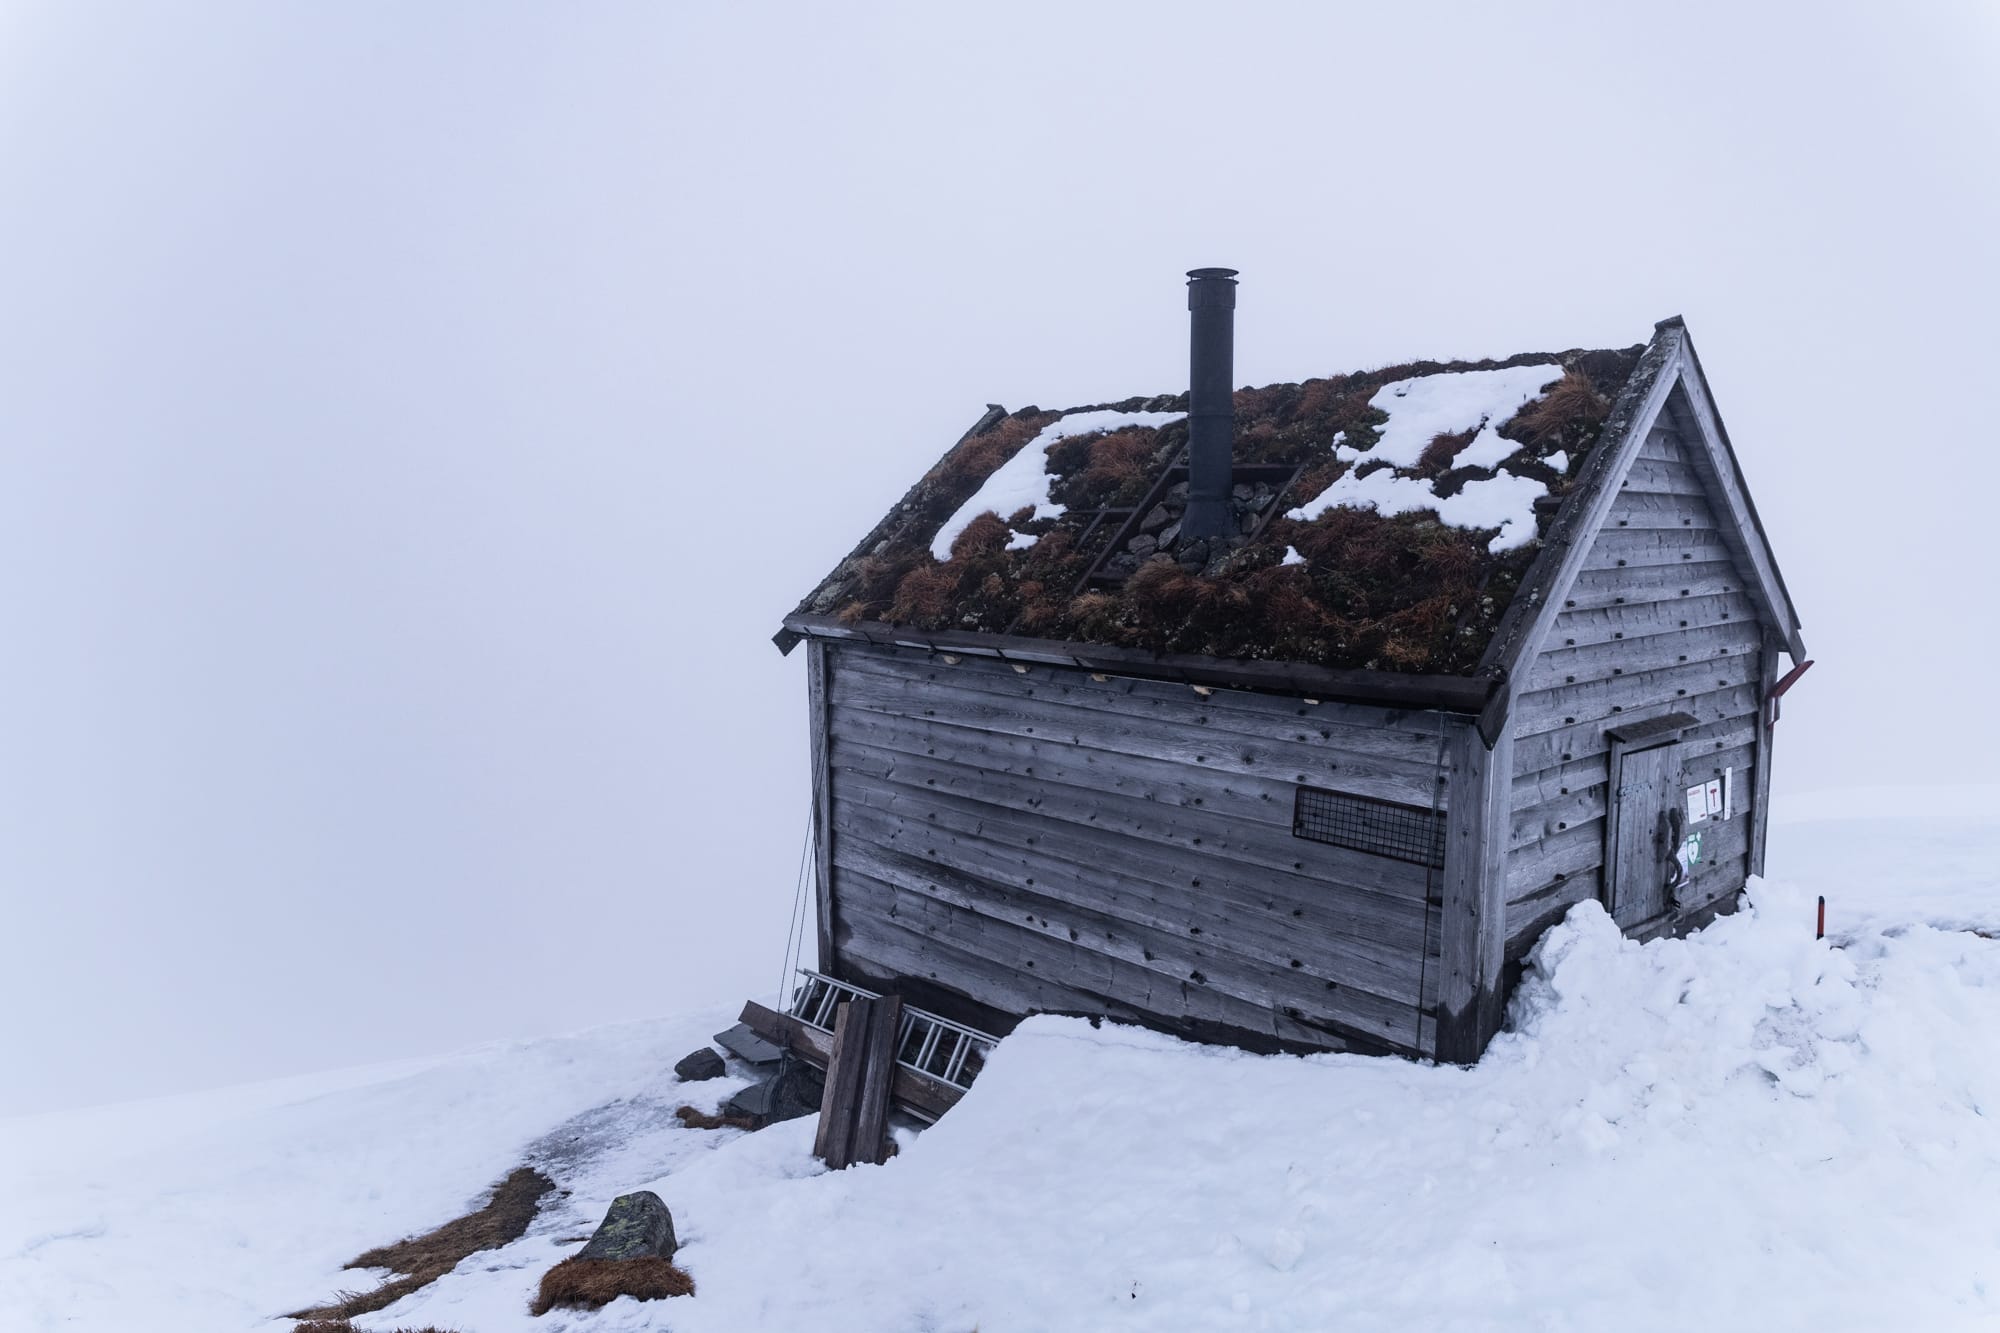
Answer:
6, 809, 2000, 1331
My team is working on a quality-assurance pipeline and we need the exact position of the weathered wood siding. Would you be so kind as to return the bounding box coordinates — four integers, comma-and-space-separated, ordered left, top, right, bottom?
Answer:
1506, 418, 1774, 957
822, 642, 1453, 1057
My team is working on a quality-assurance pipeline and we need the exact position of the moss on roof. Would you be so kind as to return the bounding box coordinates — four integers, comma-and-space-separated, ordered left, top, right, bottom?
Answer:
789, 344, 1644, 675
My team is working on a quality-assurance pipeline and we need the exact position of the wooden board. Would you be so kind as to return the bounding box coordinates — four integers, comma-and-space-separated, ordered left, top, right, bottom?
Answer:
813, 996, 873, 1167
835, 858, 1434, 1053
831, 743, 1435, 910
850, 994, 903, 1167
808, 641, 836, 971
1434, 722, 1509, 1063
838, 646, 1451, 763
1541, 591, 1760, 651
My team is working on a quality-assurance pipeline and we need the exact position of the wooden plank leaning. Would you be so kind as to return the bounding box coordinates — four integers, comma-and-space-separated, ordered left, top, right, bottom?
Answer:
813, 996, 873, 1168
850, 994, 904, 1167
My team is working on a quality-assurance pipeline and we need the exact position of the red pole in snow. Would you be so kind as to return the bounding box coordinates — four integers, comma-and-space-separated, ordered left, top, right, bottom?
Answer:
1816, 896, 1826, 941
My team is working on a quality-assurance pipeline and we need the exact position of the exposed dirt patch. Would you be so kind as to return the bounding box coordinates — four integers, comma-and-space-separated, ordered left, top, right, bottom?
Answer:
287, 1168, 554, 1323
530, 1255, 696, 1314
675, 1104, 759, 1131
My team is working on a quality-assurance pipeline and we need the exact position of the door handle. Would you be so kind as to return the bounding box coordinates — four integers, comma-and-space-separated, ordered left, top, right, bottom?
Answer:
1663, 806, 1686, 905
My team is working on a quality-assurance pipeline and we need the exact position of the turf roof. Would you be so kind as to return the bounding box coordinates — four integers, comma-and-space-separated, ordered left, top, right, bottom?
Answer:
785, 342, 1646, 675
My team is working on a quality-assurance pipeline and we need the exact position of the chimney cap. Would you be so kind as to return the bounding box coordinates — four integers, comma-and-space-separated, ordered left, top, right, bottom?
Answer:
1186, 267, 1239, 282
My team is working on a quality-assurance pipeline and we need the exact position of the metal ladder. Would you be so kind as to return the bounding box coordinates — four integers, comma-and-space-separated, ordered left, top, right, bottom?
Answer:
788, 969, 998, 1093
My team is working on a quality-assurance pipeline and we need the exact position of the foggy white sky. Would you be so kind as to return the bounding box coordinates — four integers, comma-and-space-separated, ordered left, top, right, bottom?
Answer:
2, 2, 1994, 1116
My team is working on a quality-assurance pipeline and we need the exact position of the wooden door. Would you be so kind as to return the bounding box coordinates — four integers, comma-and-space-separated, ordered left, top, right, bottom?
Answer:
1607, 741, 1682, 928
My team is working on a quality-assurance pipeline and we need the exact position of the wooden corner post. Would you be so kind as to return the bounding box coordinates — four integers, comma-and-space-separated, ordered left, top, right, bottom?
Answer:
1434, 719, 1511, 1064
806, 639, 837, 973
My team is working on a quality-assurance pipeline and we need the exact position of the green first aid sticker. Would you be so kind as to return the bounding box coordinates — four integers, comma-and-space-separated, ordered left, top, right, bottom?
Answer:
1682, 831, 1703, 865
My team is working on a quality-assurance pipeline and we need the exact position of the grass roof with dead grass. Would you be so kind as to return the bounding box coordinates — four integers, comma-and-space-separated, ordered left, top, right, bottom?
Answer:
787, 344, 1643, 675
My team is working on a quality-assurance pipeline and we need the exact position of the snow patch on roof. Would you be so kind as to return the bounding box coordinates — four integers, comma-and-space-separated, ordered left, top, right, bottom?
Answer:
1287, 363, 1564, 552
1294, 466, 1551, 553
929, 409, 1185, 561
1361, 363, 1565, 468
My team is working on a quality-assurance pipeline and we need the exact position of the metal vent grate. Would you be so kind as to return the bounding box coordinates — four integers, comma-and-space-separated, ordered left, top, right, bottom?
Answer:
1293, 786, 1446, 867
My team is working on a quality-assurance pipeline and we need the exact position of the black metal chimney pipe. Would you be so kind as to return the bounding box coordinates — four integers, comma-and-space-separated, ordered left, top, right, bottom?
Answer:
1181, 267, 1238, 543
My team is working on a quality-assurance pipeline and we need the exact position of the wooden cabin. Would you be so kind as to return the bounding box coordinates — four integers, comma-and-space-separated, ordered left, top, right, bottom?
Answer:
771, 270, 1807, 1067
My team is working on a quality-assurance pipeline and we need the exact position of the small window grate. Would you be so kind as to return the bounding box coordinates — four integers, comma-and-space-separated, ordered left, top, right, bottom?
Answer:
1293, 786, 1446, 867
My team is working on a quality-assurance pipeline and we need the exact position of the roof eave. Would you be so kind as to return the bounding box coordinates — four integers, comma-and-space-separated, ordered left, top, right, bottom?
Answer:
1671, 329, 1809, 661
779, 612, 1500, 716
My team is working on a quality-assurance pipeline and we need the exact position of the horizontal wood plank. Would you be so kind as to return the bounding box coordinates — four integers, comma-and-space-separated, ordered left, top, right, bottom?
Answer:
1524, 621, 1763, 692
1619, 457, 1710, 496
837, 769, 1433, 941
1579, 527, 1738, 572
833, 792, 1436, 986
1514, 707, 1757, 782
831, 739, 1436, 906
1545, 592, 1761, 650
836, 873, 1425, 1053
834, 663, 1446, 800
838, 645, 1454, 762
833, 837, 1432, 1021
1512, 655, 1762, 736
1559, 560, 1745, 612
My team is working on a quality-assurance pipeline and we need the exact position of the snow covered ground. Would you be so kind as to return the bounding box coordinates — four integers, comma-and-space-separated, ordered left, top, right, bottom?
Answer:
6, 789, 1999, 1332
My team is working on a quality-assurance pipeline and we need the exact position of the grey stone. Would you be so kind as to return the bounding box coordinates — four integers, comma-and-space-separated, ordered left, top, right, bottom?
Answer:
576, 1190, 676, 1262
1232, 483, 1253, 501
1126, 534, 1157, 557
673, 1047, 725, 1082
1167, 482, 1189, 502
712, 1022, 781, 1066
1158, 522, 1181, 548
723, 1061, 824, 1128
1139, 504, 1170, 533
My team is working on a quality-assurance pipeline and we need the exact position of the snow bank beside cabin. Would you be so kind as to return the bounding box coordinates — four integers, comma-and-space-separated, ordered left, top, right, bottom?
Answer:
10, 809, 2000, 1332
1289, 363, 1564, 552
929, 409, 1185, 560
628, 878, 2000, 1333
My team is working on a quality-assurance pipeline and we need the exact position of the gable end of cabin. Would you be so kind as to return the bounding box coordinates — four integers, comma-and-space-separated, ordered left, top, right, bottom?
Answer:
1501, 369, 1795, 971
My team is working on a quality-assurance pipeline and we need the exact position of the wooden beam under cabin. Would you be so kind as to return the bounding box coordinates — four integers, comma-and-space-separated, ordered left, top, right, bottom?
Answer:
740, 999, 963, 1122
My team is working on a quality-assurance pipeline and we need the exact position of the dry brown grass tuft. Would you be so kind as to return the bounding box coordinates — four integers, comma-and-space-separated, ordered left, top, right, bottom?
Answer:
1416, 427, 1478, 477
675, 1104, 757, 1131
1511, 371, 1607, 443
926, 411, 1051, 497
288, 1168, 553, 1322
887, 564, 960, 624
530, 1256, 695, 1315
1074, 427, 1161, 506
949, 512, 1013, 560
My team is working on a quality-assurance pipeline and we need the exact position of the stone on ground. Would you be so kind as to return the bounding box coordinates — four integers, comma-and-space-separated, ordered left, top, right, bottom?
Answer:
576, 1190, 677, 1262
673, 1047, 726, 1082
